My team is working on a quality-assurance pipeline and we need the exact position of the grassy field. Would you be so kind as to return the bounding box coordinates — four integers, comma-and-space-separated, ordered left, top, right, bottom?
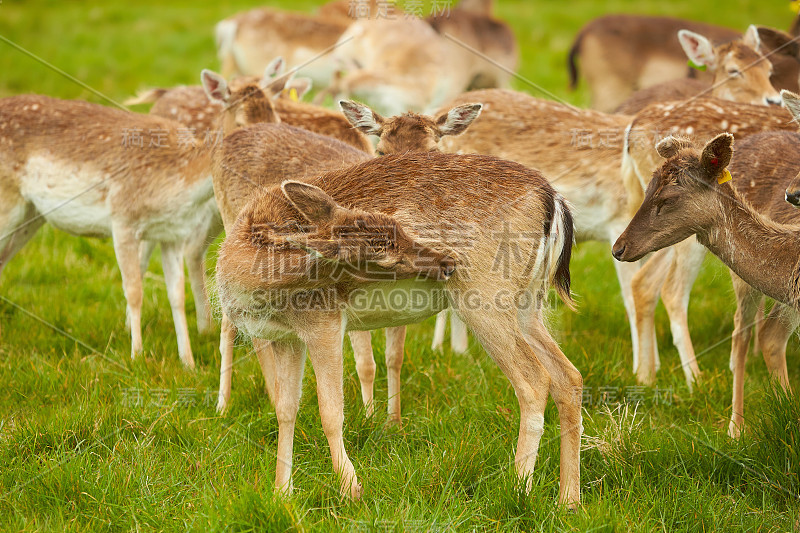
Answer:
1, 0, 799, 530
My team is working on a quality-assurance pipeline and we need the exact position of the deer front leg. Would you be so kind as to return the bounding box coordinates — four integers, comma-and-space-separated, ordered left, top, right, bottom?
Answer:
758, 303, 798, 392
304, 317, 361, 500
449, 314, 469, 353
611, 256, 653, 382
729, 274, 759, 439
253, 338, 277, 404
112, 223, 144, 359
217, 313, 237, 412
385, 326, 406, 425
273, 339, 306, 496
348, 330, 376, 416
184, 207, 222, 334
630, 248, 672, 383
431, 310, 447, 351
160, 241, 195, 369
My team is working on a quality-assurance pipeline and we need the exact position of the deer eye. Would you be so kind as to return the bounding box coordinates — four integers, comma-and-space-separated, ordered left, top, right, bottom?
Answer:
376, 150, 385, 156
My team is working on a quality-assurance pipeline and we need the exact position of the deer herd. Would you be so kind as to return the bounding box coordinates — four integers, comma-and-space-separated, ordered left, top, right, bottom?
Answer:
3, 0, 800, 511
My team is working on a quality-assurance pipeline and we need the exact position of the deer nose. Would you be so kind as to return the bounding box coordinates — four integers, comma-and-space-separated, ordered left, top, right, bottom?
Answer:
786, 189, 800, 207
440, 257, 456, 279
611, 243, 626, 261
766, 96, 782, 106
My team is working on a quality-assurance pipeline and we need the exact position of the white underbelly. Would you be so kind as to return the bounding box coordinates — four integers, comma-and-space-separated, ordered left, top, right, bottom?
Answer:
21, 156, 112, 237
344, 278, 448, 330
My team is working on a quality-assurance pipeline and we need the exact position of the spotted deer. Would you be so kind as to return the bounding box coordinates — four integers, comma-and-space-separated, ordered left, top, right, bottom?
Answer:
215, 151, 581, 507
615, 25, 782, 114
216, 100, 482, 418
621, 98, 796, 388
127, 61, 372, 333
339, 99, 483, 353
569, 15, 800, 112
0, 70, 274, 368
612, 131, 800, 437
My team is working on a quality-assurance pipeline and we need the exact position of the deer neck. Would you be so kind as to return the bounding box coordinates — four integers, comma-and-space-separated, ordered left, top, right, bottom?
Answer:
698, 185, 800, 308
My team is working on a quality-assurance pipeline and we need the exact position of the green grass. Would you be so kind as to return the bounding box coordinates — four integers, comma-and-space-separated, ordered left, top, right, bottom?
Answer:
1, 0, 799, 530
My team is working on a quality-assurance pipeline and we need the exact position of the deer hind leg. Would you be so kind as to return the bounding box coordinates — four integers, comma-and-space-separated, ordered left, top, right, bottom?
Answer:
0, 202, 45, 338
348, 330, 376, 416
112, 223, 145, 359
729, 274, 760, 439
184, 206, 222, 334
272, 339, 306, 496
460, 303, 580, 508
385, 326, 405, 425
160, 241, 195, 369
660, 238, 706, 390
758, 303, 798, 392
630, 248, 672, 383
611, 252, 654, 381
431, 310, 448, 351
302, 314, 361, 500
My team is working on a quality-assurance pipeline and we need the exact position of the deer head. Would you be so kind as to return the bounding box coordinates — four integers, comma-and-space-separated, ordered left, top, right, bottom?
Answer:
679, 25, 781, 106
612, 133, 735, 262
280, 181, 456, 281
782, 90, 800, 206
339, 100, 482, 154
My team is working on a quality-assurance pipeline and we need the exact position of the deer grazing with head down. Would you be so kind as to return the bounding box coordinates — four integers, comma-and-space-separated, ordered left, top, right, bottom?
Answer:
0, 70, 274, 368
612, 129, 800, 437
215, 151, 581, 507
615, 25, 783, 114
621, 97, 796, 388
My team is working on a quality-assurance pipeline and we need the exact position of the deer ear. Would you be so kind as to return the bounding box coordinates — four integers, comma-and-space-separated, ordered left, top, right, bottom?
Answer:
756, 26, 800, 57
339, 100, 385, 135
201, 69, 231, 104
782, 90, 800, 122
281, 181, 339, 225
700, 133, 734, 181
285, 77, 313, 100
262, 71, 295, 98
656, 136, 693, 159
263, 56, 285, 80
742, 24, 763, 53
435, 103, 482, 136
678, 30, 715, 69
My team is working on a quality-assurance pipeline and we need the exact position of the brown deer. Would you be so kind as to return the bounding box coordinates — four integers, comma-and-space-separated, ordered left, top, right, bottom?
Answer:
216, 100, 482, 417
612, 131, 800, 437
615, 25, 782, 114
215, 151, 581, 507
339, 99, 483, 353
569, 15, 800, 112
127, 61, 372, 333
0, 70, 275, 368
621, 98, 796, 387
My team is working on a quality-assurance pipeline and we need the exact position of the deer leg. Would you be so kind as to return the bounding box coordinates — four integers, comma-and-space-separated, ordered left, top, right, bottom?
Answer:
184, 206, 222, 334
758, 303, 798, 392
160, 241, 195, 369
253, 338, 277, 404
348, 330, 376, 416
385, 326, 406, 425
303, 315, 361, 500
751, 297, 766, 358
660, 238, 706, 390
450, 313, 469, 353
630, 248, 672, 383
729, 274, 759, 439
431, 310, 447, 351
272, 339, 306, 496
611, 253, 650, 381
112, 223, 145, 359
216, 313, 237, 412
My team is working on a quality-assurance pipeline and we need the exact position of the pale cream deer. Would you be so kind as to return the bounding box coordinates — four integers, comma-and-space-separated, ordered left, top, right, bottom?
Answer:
0, 70, 274, 368
215, 151, 582, 507
612, 131, 800, 437
615, 25, 782, 114
622, 99, 796, 388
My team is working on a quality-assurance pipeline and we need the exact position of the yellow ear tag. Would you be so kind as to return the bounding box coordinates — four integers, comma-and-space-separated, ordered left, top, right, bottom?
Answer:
289, 88, 299, 102
718, 169, 732, 184
792, 0, 800, 14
